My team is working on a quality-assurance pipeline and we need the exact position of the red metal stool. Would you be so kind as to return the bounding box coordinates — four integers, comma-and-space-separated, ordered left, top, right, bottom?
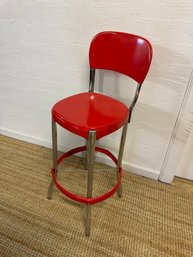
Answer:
48, 31, 153, 236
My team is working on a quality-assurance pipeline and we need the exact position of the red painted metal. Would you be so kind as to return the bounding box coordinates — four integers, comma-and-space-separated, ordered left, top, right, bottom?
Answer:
51, 146, 122, 205
52, 92, 129, 140
89, 31, 153, 84
51, 31, 153, 209
52, 32, 153, 141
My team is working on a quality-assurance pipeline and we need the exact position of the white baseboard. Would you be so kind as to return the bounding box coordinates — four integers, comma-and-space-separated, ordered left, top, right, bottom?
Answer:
0, 127, 159, 180
0, 127, 52, 149
95, 154, 159, 180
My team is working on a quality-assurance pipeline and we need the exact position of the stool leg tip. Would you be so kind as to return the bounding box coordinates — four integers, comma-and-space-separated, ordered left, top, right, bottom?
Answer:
47, 194, 52, 200
85, 231, 90, 237
117, 184, 123, 198
47, 181, 54, 200
85, 204, 91, 236
47, 190, 52, 200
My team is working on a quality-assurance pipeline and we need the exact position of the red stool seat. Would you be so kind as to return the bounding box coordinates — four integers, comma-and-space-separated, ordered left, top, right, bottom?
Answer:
52, 92, 129, 140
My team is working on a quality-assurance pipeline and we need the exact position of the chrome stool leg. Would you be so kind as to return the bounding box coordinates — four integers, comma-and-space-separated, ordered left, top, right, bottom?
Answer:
116, 123, 128, 197
85, 139, 89, 170
48, 118, 58, 200
85, 131, 96, 236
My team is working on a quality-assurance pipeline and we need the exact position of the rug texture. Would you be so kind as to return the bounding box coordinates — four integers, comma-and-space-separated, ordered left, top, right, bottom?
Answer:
0, 135, 193, 257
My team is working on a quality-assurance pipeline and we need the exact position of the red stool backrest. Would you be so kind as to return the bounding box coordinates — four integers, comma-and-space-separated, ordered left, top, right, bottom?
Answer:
89, 31, 153, 84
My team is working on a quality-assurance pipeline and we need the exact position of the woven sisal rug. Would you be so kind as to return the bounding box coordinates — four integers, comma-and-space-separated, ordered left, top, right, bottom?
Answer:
0, 135, 193, 257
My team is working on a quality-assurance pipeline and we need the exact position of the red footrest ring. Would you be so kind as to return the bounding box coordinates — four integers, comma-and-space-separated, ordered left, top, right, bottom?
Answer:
51, 146, 122, 205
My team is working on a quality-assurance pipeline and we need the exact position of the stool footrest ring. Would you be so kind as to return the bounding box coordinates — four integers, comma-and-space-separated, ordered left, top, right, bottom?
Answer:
51, 146, 122, 205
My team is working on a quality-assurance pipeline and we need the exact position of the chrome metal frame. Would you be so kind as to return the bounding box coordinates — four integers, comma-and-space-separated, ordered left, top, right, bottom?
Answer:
116, 123, 128, 197
85, 139, 89, 170
114, 83, 142, 196
89, 68, 95, 92
85, 131, 96, 236
48, 118, 58, 200
128, 83, 142, 122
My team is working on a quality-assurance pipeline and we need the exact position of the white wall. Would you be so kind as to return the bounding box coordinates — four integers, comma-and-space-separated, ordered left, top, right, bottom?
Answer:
1, 0, 193, 180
